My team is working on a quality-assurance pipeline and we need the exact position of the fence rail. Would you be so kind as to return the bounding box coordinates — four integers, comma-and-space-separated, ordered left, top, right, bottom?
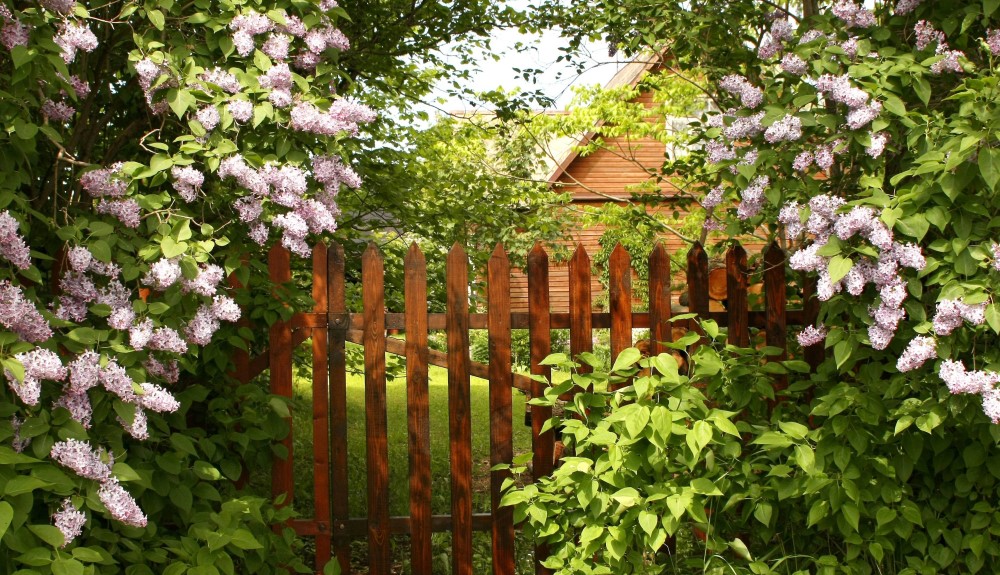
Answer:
233, 239, 820, 575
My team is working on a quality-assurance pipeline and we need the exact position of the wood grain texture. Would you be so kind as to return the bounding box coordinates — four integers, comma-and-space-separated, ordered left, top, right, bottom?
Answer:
648, 242, 672, 356
687, 242, 710, 351
527, 243, 553, 575
608, 243, 633, 365
487, 244, 515, 575
726, 244, 750, 348
447, 244, 473, 575
362, 244, 390, 575
268, 244, 294, 506
326, 243, 351, 573
405, 244, 432, 575
569, 244, 593, 385
764, 243, 788, 402
310, 244, 332, 569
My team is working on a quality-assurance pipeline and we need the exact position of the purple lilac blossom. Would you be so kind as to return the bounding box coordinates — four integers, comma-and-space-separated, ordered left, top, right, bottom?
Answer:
796, 325, 827, 347
80, 163, 127, 197
987, 30, 1000, 55
52, 499, 86, 547
702, 186, 724, 209
1, 17, 29, 50
196, 106, 220, 131
149, 327, 188, 353
119, 407, 148, 440
139, 383, 180, 412
914, 21, 944, 51
100, 360, 137, 402
200, 68, 241, 93
897, 336, 936, 372
930, 46, 965, 74
54, 21, 98, 63
144, 356, 179, 384
228, 99, 253, 123
50, 439, 113, 481
10, 416, 29, 453
718, 75, 764, 108
706, 140, 736, 163
143, 258, 182, 291
98, 479, 147, 527
867, 132, 888, 158
181, 264, 225, 296
831, 0, 876, 28
96, 199, 141, 228
54, 390, 93, 428
41, 100, 75, 122
170, 166, 204, 202
939, 359, 1000, 395
0, 210, 31, 269
736, 176, 769, 220
991, 242, 1000, 271
211, 295, 241, 322
780, 53, 808, 75
895, 0, 923, 15
764, 114, 802, 143
67, 351, 101, 393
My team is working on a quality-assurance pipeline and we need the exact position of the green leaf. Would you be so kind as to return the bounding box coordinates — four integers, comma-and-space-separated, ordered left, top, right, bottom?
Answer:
778, 421, 809, 440
611, 347, 642, 372
688, 420, 712, 456
147, 9, 165, 30
987, 0, 1000, 16
610, 487, 640, 507
51, 557, 85, 575
916, 411, 943, 433
193, 461, 222, 481
794, 444, 816, 474
828, 255, 853, 284
986, 304, 1000, 334
88, 239, 112, 263
638, 510, 657, 536
897, 214, 930, 241
834, 340, 852, 370
167, 89, 197, 120
0, 502, 13, 541
29, 524, 65, 548
161, 236, 188, 258
728, 538, 753, 561
230, 529, 264, 550
979, 147, 1000, 191
876, 507, 897, 527
807, 500, 828, 526
894, 415, 914, 435
690, 477, 722, 495
6, 476, 50, 496
842, 502, 860, 532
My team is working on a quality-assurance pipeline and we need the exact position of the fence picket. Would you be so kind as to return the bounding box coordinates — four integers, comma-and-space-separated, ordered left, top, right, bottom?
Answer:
327, 243, 351, 574
487, 244, 515, 575
447, 244, 473, 575
764, 243, 788, 403
569, 244, 593, 386
527, 243, 553, 575
405, 244, 432, 575
608, 244, 633, 363
311, 244, 332, 569
362, 244, 391, 575
648, 242, 672, 356
268, 244, 294, 505
726, 244, 750, 347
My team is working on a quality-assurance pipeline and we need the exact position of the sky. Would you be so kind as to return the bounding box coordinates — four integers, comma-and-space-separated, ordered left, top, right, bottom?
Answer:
426, 23, 629, 114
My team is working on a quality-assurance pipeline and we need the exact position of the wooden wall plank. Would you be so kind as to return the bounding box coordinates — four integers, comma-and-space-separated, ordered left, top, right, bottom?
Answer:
527, 243, 553, 575
362, 244, 391, 575
327, 243, 350, 574
487, 244, 515, 575
726, 244, 750, 348
268, 244, 294, 505
648, 242, 672, 356
311, 244, 332, 569
447, 244, 473, 575
405, 244, 432, 575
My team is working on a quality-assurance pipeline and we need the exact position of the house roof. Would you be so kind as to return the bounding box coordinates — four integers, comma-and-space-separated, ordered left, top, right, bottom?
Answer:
544, 53, 662, 185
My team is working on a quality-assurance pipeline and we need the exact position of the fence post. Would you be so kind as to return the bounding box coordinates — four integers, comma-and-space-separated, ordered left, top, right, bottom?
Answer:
311, 244, 332, 569
327, 243, 351, 574
608, 244, 633, 365
764, 243, 788, 404
527, 242, 553, 575
648, 243, 672, 356
569, 244, 593, 384
488, 244, 515, 575
447, 244, 473, 575
687, 243, 710, 350
726, 244, 750, 348
268, 244, 294, 506
405, 244, 432, 575
362, 244, 390, 575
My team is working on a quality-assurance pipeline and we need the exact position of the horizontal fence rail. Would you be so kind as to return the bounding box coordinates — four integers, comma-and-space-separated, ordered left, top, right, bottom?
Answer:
231, 240, 820, 575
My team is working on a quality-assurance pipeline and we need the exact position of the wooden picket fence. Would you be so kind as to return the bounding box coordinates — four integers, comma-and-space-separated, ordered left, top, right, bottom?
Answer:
233, 239, 821, 575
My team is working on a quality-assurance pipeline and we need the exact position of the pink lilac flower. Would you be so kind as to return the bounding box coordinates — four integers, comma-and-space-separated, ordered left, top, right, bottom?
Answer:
50, 439, 113, 481
897, 336, 937, 372
67, 351, 101, 393
230, 11, 274, 35
144, 356, 179, 384
991, 242, 1000, 271
54, 390, 93, 428
42, 0, 76, 14
232, 29, 255, 56
228, 99, 253, 123
10, 416, 29, 453
41, 99, 75, 122
770, 19, 795, 42
143, 259, 182, 291
831, 0, 876, 28
719, 74, 763, 108
211, 295, 241, 322
52, 499, 86, 547
100, 360, 137, 402
312, 155, 362, 191
98, 479, 147, 527
200, 68, 241, 93
108, 307, 136, 331
54, 20, 98, 63
268, 88, 292, 108
757, 37, 782, 60
702, 186, 724, 209
0, 211, 31, 269
7, 348, 67, 405
940, 359, 1000, 395
149, 327, 188, 353
814, 145, 835, 170
793, 151, 814, 172
706, 140, 736, 163
66, 246, 92, 273
798, 30, 828, 45
96, 199, 141, 228
895, 0, 923, 15
796, 325, 827, 346
833, 206, 877, 241
262, 33, 291, 60
722, 111, 766, 140
764, 114, 802, 143
779, 201, 804, 238
914, 21, 944, 51
780, 53, 808, 75
840, 37, 859, 59
703, 218, 725, 232
272, 212, 311, 256
736, 176, 769, 220
249, 222, 269, 245
305, 26, 350, 53
294, 51, 322, 70
290, 100, 376, 136
982, 387, 1000, 424
278, 14, 307, 37
845, 101, 882, 130
138, 383, 180, 412
320, 0, 339, 10
868, 324, 894, 350
170, 166, 204, 202
816, 74, 869, 108
789, 243, 826, 273
119, 406, 148, 440
196, 106, 220, 131
184, 306, 219, 346
987, 30, 1000, 56
181, 264, 225, 296
129, 319, 154, 350
234, 197, 264, 223
1, 18, 29, 50
867, 132, 888, 158
930, 46, 965, 74
262, 163, 308, 199
933, 299, 985, 335
80, 163, 127, 198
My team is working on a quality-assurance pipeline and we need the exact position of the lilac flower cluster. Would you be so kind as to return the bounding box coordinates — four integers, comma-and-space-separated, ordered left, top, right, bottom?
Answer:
95, 199, 141, 228
831, 0, 876, 28
896, 336, 936, 372
992, 243, 1000, 271
0, 6, 29, 50
987, 30, 1000, 56
50, 440, 147, 527
702, 186, 724, 209
170, 166, 204, 202
912, 20, 966, 74
736, 176, 769, 220
786, 196, 925, 349
98, 479, 147, 527
229, 8, 348, 71
894, 0, 923, 15
939, 360, 1000, 422
227, 99, 253, 123
0, 210, 31, 269
4, 348, 66, 406
930, 45, 965, 74
80, 163, 128, 197
52, 499, 86, 547
10, 416, 29, 453
54, 21, 98, 64
914, 21, 944, 51
797, 324, 828, 347
719, 75, 763, 109
134, 58, 174, 115
0, 281, 53, 342
780, 53, 808, 75
260, 62, 293, 108
764, 114, 802, 143
196, 106, 220, 131
41, 99, 76, 122
706, 140, 736, 163
200, 68, 241, 94
932, 299, 986, 336
867, 132, 888, 158
290, 100, 376, 137
181, 264, 225, 296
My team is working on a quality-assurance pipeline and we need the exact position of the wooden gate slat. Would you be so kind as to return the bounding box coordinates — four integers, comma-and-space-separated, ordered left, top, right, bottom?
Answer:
268, 244, 294, 505
608, 244, 633, 365
726, 244, 750, 348
311, 244, 332, 569
687, 242, 710, 351
569, 245, 593, 385
327, 243, 351, 574
764, 243, 788, 403
487, 244, 515, 575
527, 243, 553, 575
447, 244, 473, 575
802, 275, 825, 369
362, 244, 391, 575
405, 244, 432, 575
648, 242, 672, 356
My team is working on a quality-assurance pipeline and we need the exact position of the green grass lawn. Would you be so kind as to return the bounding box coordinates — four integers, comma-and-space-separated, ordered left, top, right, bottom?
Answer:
288, 359, 533, 520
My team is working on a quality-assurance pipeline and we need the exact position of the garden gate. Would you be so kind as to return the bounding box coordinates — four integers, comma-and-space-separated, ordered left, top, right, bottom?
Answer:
235, 240, 821, 575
